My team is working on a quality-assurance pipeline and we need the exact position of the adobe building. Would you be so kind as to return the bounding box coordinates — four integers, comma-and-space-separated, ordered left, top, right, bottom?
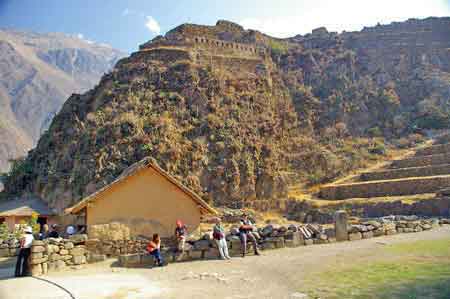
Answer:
66, 157, 217, 238
0, 197, 57, 230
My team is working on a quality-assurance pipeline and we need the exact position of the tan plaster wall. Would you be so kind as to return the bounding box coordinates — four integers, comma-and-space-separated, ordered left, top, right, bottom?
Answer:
86, 167, 202, 238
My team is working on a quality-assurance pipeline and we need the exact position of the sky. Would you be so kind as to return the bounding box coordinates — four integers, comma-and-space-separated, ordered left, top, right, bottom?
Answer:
0, 0, 449, 53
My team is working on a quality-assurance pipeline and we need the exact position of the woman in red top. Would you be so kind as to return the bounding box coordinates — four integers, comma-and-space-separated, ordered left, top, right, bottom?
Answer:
147, 233, 164, 267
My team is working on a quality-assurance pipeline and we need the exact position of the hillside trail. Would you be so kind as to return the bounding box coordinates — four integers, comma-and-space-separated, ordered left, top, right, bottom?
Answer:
0, 226, 448, 299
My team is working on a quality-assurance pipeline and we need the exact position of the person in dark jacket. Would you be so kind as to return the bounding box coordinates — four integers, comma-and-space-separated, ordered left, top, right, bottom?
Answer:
48, 224, 59, 238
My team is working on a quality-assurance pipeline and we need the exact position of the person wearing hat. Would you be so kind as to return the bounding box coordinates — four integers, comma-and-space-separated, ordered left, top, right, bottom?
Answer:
239, 213, 260, 257
15, 226, 34, 277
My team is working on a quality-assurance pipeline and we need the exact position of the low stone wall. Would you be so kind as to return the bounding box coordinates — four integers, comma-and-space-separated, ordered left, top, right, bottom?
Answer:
0, 238, 19, 257
117, 216, 449, 267
85, 238, 148, 257
29, 236, 89, 276
415, 143, 450, 156
360, 164, 450, 181
319, 175, 450, 200
390, 152, 450, 168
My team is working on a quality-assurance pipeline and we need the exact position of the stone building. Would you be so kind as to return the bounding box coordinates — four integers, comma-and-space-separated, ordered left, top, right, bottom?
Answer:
65, 157, 217, 238
0, 197, 57, 230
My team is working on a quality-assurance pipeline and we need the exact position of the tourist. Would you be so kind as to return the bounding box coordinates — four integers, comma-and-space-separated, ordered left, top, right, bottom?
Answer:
174, 220, 187, 259
14, 226, 34, 277
239, 213, 260, 257
66, 225, 75, 237
39, 223, 50, 240
147, 233, 164, 266
213, 218, 231, 259
48, 224, 59, 238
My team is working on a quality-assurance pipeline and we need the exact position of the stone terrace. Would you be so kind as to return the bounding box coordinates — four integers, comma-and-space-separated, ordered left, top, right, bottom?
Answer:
320, 140, 450, 200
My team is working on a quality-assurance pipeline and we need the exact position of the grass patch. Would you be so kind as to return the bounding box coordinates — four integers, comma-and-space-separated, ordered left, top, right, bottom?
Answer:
304, 238, 450, 299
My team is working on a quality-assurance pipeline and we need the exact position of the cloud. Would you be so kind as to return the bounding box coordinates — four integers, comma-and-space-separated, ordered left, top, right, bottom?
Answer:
145, 16, 161, 35
122, 8, 130, 16
239, 0, 450, 37
76, 33, 84, 39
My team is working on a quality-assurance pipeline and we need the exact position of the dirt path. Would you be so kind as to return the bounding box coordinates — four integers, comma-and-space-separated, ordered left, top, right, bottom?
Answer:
1, 226, 449, 299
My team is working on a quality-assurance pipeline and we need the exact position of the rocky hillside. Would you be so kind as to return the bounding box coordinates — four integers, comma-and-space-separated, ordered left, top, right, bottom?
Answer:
0, 29, 125, 173
2, 18, 450, 212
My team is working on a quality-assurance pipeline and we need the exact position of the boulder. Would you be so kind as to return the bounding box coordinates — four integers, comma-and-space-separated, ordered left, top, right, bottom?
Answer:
72, 255, 87, 265
59, 249, 69, 255
70, 247, 85, 256
48, 260, 66, 271
64, 242, 74, 249
348, 232, 362, 241
0, 248, 9, 257
69, 234, 88, 244
30, 257, 48, 265
30, 264, 42, 276
31, 246, 45, 253
31, 240, 45, 246
49, 253, 62, 262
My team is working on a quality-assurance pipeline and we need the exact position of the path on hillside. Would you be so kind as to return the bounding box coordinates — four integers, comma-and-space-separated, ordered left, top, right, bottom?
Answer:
1, 226, 449, 299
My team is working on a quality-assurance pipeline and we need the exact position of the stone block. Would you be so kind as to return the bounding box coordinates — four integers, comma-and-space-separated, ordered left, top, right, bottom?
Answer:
31, 246, 45, 253
30, 264, 42, 276
64, 242, 74, 249
313, 238, 328, 244
48, 260, 66, 271
386, 229, 397, 235
70, 247, 85, 256
328, 238, 337, 243
59, 249, 69, 255
348, 232, 362, 241
261, 241, 276, 250
72, 255, 87, 265
31, 252, 43, 259
87, 254, 107, 263
30, 257, 48, 265
42, 262, 48, 275
304, 239, 314, 246
62, 255, 73, 261
49, 253, 63, 262
334, 210, 348, 242
118, 254, 140, 267
373, 229, 384, 237
362, 231, 373, 239
32, 240, 45, 246
69, 234, 88, 244
46, 244, 59, 254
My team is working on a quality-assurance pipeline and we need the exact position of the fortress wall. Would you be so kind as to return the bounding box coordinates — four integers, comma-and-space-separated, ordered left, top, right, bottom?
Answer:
319, 175, 450, 200
390, 153, 450, 169
360, 164, 450, 181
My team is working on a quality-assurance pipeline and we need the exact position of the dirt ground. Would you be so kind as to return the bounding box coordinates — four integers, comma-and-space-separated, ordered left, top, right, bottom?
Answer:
1, 226, 449, 299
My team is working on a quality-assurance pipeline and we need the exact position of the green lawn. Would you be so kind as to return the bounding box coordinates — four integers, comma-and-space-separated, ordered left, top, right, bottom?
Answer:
304, 239, 450, 299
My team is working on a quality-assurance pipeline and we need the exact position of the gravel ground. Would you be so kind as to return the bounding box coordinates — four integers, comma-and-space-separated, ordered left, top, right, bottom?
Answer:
1, 226, 449, 299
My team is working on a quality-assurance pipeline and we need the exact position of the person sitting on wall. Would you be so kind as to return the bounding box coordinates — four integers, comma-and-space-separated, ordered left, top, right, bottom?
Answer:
147, 233, 165, 267
174, 220, 187, 260
239, 213, 260, 257
39, 224, 50, 240
15, 226, 34, 277
48, 224, 59, 238
213, 218, 231, 260
66, 225, 75, 237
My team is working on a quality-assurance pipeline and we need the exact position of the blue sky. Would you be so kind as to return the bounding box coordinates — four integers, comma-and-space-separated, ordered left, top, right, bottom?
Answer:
1, 0, 449, 53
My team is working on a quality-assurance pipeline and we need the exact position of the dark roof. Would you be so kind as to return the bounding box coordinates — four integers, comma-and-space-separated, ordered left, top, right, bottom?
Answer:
0, 198, 55, 217
66, 157, 217, 215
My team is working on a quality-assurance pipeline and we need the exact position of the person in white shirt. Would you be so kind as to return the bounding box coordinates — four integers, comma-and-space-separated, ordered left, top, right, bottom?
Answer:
15, 226, 34, 277
66, 225, 75, 236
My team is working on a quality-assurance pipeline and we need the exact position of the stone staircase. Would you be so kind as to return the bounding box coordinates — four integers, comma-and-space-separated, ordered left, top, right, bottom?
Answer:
319, 141, 450, 200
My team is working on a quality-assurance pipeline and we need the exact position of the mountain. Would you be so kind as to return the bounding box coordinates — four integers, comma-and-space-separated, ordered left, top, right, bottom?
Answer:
0, 29, 126, 174
2, 18, 450, 212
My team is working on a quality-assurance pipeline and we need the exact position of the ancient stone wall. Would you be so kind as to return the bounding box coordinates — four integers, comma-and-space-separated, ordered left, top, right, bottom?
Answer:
319, 175, 450, 200
390, 153, 450, 168
360, 164, 450, 181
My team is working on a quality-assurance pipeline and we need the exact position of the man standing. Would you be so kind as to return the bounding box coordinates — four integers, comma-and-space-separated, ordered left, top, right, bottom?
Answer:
239, 213, 260, 257
174, 220, 187, 260
15, 226, 34, 277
